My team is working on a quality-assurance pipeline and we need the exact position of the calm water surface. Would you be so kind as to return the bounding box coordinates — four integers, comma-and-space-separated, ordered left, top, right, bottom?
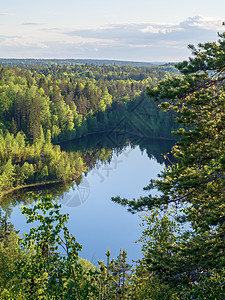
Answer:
7, 135, 174, 265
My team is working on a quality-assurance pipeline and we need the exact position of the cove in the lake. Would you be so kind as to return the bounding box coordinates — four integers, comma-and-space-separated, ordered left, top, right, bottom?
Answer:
4, 133, 175, 264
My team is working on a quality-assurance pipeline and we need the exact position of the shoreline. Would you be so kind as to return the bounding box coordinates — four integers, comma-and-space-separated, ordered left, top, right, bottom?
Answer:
57, 130, 178, 145
0, 180, 65, 200
0, 133, 176, 201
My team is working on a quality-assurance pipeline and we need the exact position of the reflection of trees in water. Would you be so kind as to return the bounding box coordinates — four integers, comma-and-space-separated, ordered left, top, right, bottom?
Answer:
62, 133, 176, 167
1, 181, 76, 213
138, 138, 176, 166
2, 133, 175, 210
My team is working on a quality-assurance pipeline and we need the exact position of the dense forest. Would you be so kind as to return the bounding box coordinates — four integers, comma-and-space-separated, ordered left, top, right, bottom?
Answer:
1, 32, 225, 299
0, 63, 178, 198
0, 63, 176, 141
0, 58, 177, 68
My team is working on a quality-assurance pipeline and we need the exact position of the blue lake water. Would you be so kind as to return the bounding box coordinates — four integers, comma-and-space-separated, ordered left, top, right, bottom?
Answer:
8, 137, 174, 265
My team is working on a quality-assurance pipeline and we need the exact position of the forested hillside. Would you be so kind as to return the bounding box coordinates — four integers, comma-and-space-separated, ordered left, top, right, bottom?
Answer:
0, 64, 175, 141
1, 31, 225, 298
0, 63, 177, 197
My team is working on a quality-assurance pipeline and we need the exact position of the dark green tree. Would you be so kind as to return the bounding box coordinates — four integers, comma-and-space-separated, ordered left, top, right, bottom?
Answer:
112, 32, 225, 291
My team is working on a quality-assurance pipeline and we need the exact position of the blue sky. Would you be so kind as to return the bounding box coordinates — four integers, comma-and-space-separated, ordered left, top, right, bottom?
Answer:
0, 0, 225, 62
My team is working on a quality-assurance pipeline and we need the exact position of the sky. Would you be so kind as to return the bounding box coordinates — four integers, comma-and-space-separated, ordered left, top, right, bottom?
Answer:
0, 0, 225, 62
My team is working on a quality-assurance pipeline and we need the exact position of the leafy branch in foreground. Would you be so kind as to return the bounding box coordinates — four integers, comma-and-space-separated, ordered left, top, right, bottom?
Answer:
7, 195, 98, 299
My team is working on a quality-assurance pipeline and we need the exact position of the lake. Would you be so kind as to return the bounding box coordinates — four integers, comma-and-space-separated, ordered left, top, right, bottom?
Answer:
5, 134, 175, 265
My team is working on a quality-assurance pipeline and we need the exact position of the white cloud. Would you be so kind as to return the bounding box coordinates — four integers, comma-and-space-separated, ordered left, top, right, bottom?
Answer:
63, 16, 223, 46
0, 15, 224, 61
0, 36, 48, 49
140, 24, 181, 34
180, 16, 223, 31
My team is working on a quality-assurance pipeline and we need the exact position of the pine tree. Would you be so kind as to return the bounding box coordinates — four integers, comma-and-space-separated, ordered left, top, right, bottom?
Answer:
112, 32, 225, 285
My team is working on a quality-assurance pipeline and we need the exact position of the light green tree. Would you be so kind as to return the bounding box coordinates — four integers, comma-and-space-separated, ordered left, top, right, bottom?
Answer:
8, 195, 98, 299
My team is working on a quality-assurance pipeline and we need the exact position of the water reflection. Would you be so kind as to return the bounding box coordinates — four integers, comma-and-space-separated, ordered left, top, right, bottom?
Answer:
61, 133, 175, 167
2, 133, 174, 209
3, 134, 175, 263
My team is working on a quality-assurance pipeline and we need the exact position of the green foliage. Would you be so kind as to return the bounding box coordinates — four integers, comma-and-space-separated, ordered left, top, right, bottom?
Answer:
0, 63, 174, 142
6, 195, 98, 299
0, 196, 135, 299
97, 248, 133, 300
138, 209, 183, 279
130, 210, 225, 299
0, 131, 86, 197
112, 33, 225, 298
0, 211, 26, 299
0, 62, 177, 197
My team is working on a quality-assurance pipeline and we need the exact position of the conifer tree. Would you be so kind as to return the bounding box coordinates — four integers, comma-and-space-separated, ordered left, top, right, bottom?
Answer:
112, 32, 225, 284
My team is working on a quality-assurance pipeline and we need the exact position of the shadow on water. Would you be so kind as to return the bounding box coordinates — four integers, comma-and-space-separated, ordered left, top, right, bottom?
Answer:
60, 132, 175, 165
1, 133, 175, 211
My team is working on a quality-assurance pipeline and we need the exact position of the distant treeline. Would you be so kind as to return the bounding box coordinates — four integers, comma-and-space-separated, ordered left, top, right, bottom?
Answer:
0, 58, 177, 69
